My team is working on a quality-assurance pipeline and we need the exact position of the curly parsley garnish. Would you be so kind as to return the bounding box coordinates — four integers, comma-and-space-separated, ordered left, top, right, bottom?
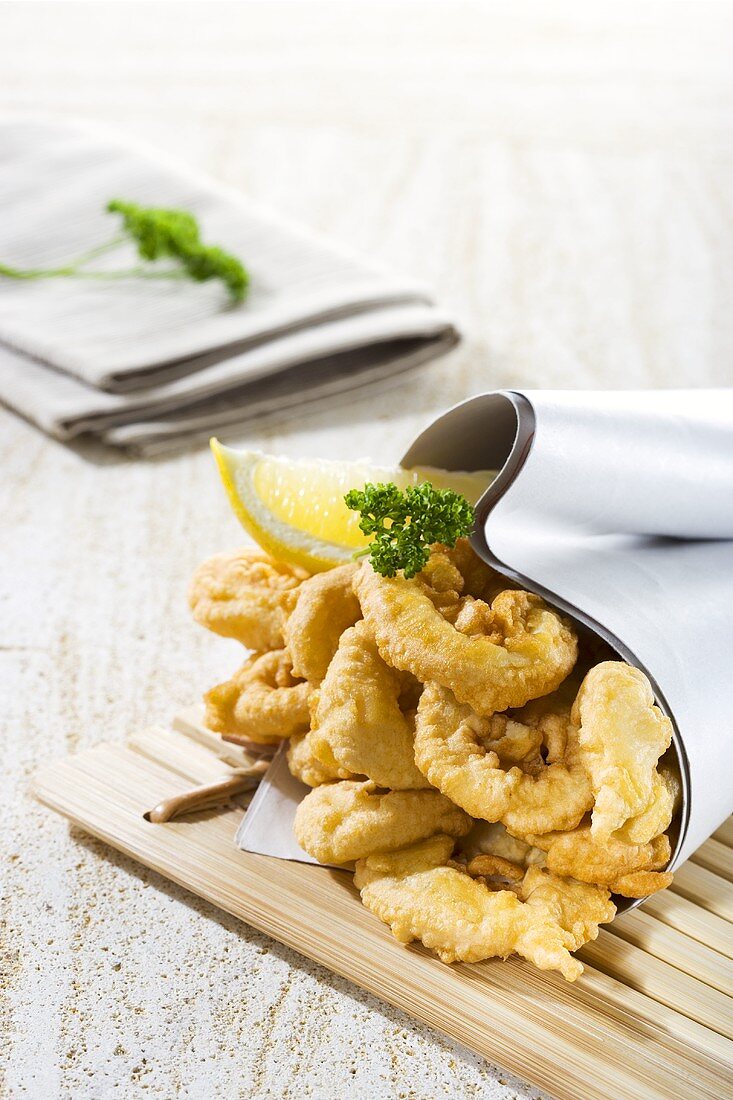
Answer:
0, 200, 248, 302
344, 481, 475, 579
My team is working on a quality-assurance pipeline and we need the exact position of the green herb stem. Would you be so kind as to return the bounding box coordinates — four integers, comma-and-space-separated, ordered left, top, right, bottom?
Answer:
0, 202, 249, 301
345, 481, 475, 578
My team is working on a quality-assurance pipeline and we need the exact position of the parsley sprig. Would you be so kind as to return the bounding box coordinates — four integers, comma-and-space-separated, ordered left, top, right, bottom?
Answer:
0, 200, 248, 302
344, 481, 475, 578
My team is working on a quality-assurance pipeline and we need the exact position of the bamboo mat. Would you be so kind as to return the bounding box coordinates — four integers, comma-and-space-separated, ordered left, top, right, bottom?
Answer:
32, 718, 733, 1100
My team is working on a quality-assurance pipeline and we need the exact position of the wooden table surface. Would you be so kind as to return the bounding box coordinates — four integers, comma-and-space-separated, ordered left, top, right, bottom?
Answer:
2, 3, 732, 1097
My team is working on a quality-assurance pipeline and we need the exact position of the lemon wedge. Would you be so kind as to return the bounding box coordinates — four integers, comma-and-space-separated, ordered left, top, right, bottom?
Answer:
211, 439, 495, 573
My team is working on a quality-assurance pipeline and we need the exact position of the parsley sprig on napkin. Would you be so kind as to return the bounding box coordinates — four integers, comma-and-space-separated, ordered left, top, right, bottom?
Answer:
0, 200, 248, 302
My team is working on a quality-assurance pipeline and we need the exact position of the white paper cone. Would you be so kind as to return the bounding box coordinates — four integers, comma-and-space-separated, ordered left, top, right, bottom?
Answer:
401, 389, 733, 875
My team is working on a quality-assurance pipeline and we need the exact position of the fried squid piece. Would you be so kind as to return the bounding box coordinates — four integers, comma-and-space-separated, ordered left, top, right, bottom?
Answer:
354, 559, 577, 716
482, 712, 544, 771
516, 866, 616, 976
414, 683, 592, 832
284, 563, 361, 684
510, 675, 582, 764
287, 732, 355, 788
464, 853, 526, 884
189, 548, 308, 651
567, 663, 674, 843
613, 768, 680, 846
461, 821, 546, 869
418, 539, 505, 611
446, 538, 507, 602
354, 836, 614, 980
526, 823, 673, 897
309, 621, 430, 790
204, 650, 310, 745
294, 780, 471, 865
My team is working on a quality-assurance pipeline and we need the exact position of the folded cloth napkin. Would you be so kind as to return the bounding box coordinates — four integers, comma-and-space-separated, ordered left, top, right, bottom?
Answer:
0, 118, 458, 453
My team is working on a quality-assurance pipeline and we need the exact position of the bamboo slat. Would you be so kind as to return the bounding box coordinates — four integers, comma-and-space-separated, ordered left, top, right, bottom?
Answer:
671, 861, 733, 922
641, 889, 733, 959
691, 838, 733, 883
713, 818, 733, 848
172, 706, 264, 769
32, 725, 733, 1100
610, 908, 733, 996
579, 932, 732, 1038
127, 726, 237, 784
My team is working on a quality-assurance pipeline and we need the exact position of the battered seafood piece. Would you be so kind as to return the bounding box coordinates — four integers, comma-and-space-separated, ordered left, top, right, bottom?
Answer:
355, 560, 578, 715
205, 650, 310, 744
294, 780, 471, 864
287, 732, 355, 788
189, 548, 308, 651
189, 515, 680, 970
461, 821, 546, 868
418, 539, 504, 610
482, 712, 544, 771
511, 676, 581, 764
354, 836, 615, 980
284, 563, 361, 684
309, 621, 431, 790
414, 682, 593, 832
526, 823, 674, 897
614, 767, 680, 846
447, 538, 507, 602
568, 663, 674, 842
464, 853, 526, 884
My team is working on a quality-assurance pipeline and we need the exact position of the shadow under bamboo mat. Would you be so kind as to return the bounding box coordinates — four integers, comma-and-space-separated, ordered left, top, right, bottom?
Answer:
32, 719, 733, 1100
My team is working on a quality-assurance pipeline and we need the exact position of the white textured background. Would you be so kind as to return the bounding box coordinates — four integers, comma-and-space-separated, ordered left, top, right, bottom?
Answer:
2, 2, 732, 1097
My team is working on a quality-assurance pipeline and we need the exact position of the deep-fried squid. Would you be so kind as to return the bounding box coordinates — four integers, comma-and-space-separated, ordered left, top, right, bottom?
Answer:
284, 563, 361, 684
287, 732, 355, 788
461, 820, 546, 869
354, 835, 615, 980
355, 560, 578, 715
414, 682, 592, 832
567, 662, 674, 843
294, 780, 471, 864
525, 823, 673, 897
204, 650, 310, 744
309, 621, 430, 790
189, 548, 308, 651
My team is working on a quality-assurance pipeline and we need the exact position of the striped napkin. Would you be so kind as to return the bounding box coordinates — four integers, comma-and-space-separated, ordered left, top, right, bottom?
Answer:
0, 119, 458, 453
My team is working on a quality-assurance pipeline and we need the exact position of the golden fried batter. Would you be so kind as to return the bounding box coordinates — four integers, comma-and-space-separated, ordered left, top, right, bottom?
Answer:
189, 548, 308, 651
204, 650, 310, 744
461, 820, 546, 869
568, 663, 674, 842
446, 538, 507, 602
309, 621, 431, 790
355, 559, 578, 715
414, 683, 592, 832
190, 534, 680, 966
610, 870, 674, 897
526, 823, 672, 897
287, 732, 355, 788
284, 563, 361, 684
482, 712, 544, 770
511, 676, 580, 764
354, 836, 614, 980
294, 781, 471, 864
614, 767, 679, 845
466, 853, 525, 883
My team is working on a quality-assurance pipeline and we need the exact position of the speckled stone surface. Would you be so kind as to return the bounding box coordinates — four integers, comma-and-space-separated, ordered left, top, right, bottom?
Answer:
2, 3, 731, 1096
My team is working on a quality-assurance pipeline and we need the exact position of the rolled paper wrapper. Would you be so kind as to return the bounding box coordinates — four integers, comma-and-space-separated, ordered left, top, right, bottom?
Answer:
401, 388, 733, 907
